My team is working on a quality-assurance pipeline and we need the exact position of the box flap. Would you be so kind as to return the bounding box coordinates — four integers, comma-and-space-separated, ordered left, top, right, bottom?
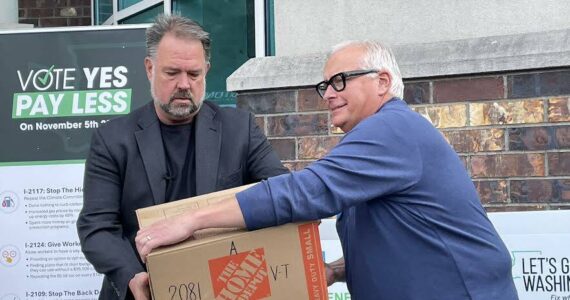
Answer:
147, 222, 315, 257
136, 183, 255, 228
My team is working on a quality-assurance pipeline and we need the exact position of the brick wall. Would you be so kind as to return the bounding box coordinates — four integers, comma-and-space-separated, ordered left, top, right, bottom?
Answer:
237, 68, 570, 212
19, 0, 91, 27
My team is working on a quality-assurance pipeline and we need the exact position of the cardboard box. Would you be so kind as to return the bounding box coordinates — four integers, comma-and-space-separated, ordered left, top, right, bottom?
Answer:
136, 185, 328, 300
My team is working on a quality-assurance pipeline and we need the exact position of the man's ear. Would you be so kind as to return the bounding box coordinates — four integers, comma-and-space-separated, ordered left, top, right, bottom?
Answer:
205, 62, 211, 75
144, 57, 153, 81
377, 71, 392, 96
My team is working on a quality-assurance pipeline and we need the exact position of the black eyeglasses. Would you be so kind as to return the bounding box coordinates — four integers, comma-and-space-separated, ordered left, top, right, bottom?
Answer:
315, 69, 379, 98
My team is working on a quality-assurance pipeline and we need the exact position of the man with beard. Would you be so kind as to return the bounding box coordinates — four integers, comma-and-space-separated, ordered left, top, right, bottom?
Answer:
77, 14, 287, 300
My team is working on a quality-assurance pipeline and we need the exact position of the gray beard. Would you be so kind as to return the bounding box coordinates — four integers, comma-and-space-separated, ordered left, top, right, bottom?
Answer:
150, 80, 206, 120
157, 96, 203, 119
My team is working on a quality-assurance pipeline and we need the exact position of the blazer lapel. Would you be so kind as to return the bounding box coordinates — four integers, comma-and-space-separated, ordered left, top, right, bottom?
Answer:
135, 103, 167, 205
195, 103, 221, 195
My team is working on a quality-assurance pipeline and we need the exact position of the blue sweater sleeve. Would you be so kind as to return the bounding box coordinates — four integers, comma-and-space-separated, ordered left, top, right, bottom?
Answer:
237, 107, 423, 230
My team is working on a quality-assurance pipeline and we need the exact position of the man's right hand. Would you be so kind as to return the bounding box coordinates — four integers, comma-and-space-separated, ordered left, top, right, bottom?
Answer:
136, 196, 246, 262
129, 272, 150, 300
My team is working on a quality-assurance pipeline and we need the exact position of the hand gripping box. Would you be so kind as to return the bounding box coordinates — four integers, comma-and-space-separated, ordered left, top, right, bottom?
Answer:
136, 185, 328, 300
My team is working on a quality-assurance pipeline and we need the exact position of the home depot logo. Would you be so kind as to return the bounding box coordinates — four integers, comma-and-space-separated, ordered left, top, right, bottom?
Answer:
208, 248, 271, 300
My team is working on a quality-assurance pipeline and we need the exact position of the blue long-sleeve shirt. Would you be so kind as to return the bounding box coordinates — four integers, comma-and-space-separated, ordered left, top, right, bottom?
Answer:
236, 98, 518, 300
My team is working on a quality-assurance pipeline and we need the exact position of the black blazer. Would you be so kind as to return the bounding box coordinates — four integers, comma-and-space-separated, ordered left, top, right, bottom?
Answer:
77, 101, 287, 299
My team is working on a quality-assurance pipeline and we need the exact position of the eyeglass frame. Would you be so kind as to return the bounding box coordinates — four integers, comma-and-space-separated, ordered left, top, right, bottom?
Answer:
315, 69, 379, 98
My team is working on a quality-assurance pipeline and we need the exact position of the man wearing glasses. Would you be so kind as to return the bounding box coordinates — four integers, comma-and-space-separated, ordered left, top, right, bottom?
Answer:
136, 40, 519, 299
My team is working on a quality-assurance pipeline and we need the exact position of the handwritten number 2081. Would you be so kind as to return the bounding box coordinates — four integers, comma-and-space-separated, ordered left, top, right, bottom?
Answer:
169, 283, 202, 300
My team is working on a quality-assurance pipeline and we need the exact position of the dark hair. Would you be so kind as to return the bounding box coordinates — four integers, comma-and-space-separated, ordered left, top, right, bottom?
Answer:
146, 14, 211, 63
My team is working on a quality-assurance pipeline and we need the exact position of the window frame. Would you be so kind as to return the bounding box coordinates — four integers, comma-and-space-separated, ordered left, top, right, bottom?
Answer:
92, 0, 268, 57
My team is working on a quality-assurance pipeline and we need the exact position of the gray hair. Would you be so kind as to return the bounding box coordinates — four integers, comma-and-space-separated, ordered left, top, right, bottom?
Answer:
330, 40, 404, 99
146, 14, 211, 63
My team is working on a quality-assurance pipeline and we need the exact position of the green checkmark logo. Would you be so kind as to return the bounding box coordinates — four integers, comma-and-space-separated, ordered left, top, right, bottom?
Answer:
38, 65, 54, 87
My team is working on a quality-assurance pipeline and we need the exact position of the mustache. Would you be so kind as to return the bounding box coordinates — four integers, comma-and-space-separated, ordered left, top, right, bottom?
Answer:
169, 90, 195, 102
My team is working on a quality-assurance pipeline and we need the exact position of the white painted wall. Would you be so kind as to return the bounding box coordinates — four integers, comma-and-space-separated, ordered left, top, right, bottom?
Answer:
0, 0, 32, 29
275, 0, 570, 56
0, 0, 18, 24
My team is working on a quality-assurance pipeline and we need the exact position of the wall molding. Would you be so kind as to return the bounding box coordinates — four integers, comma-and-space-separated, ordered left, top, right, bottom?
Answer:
228, 29, 570, 91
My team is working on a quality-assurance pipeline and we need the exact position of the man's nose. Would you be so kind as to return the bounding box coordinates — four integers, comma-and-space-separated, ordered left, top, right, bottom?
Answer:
177, 74, 191, 89
323, 84, 336, 101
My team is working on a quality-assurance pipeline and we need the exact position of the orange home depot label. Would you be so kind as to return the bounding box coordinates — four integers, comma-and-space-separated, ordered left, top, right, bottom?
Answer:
298, 223, 327, 300
208, 248, 271, 300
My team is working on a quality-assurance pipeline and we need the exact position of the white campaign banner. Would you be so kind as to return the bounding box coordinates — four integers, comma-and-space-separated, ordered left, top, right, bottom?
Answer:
0, 25, 152, 300
490, 211, 570, 300
319, 210, 570, 300
0, 163, 102, 300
